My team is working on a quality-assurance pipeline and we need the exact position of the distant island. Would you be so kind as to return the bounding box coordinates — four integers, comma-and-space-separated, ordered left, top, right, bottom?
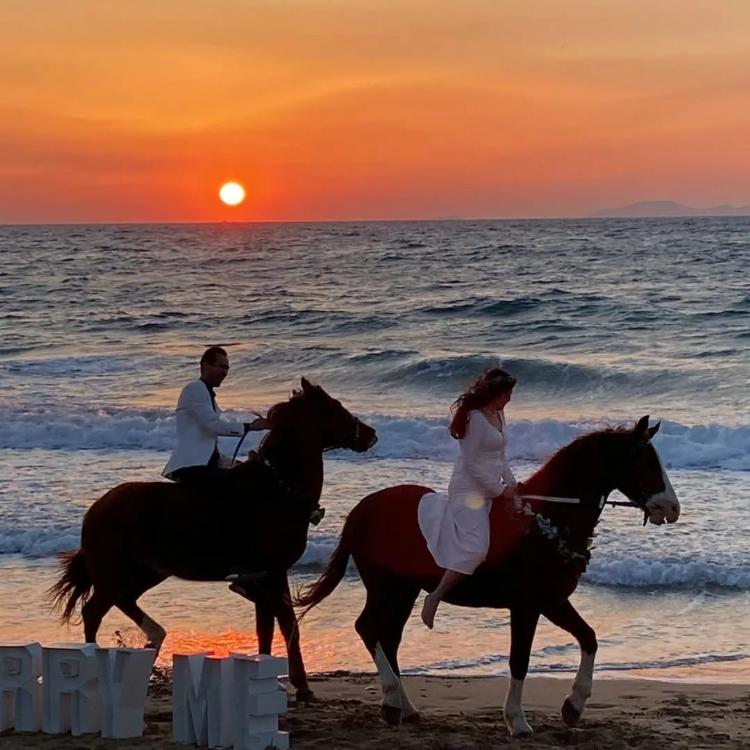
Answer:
591, 200, 750, 218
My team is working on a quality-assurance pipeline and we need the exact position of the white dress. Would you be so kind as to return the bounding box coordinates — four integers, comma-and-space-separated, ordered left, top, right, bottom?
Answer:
418, 410, 516, 574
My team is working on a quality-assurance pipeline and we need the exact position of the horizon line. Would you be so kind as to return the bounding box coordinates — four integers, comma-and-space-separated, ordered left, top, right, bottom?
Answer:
3, 214, 748, 228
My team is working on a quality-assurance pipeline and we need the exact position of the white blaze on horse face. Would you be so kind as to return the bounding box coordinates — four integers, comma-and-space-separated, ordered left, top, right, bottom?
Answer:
645, 450, 680, 525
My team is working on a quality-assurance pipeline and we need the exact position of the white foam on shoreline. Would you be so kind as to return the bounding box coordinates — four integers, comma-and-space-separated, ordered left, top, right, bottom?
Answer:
1, 408, 748, 471
2, 530, 749, 591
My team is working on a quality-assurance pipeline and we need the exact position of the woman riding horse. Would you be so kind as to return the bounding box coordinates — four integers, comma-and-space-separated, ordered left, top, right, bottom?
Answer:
296, 415, 680, 735
420, 367, 519, 628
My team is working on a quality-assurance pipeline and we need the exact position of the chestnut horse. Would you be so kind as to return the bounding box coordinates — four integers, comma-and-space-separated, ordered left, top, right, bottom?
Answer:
50, 378, 376, 701
296, 416, 680, 735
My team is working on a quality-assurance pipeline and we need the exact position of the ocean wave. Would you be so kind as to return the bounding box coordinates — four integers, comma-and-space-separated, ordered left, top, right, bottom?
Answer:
416, 296, 541, 317
0, 408, 748, 471
379, 353, 670, 395
0, 408, 177, 451
0, 525, 342, 565
3, 523, 750, 594
585, 559, 750, 589
0, 355, 140, 376
239, 309, 399, 335
0, 528, 81, 558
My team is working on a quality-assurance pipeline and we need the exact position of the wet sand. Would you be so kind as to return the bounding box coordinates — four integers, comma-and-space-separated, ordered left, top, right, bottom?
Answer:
3, 672, 750, 749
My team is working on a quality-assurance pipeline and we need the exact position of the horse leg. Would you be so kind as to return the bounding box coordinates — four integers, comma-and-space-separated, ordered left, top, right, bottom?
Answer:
116, 570, 169, 654
504, 606, 540, 737
354, 583, 419, 726
378, 586, 420, 723
255, 600, 275, 654
117, 601, 168, 654
273, 577, 314, 703
81, 591, 115, 644
541, 599, 598, 727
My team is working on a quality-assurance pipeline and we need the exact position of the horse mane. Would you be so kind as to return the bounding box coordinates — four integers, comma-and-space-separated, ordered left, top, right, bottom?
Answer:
527, 425, 631, 488
257, 385, 326, 452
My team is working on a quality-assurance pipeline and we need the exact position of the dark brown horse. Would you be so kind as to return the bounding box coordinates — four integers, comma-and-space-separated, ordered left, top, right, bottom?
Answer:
50, 378, 377, 701
296, 416, 680, 735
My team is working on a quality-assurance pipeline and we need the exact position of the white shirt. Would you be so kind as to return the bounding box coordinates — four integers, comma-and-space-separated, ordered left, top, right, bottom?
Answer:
162, 378, 245, 479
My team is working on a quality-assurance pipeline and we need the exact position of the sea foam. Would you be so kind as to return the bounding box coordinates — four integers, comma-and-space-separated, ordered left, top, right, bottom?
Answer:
1, 407, 748, 471
2, 524, 749, 591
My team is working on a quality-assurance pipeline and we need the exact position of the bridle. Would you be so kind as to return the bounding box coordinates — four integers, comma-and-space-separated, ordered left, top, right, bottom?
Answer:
323, 415, 365, 453
233, 410, 366, 525
523, 436, 654, 523
609, 436, 657, 525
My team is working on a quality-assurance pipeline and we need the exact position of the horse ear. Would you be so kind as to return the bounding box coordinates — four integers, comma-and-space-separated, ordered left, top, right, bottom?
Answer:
634, 415, 650, 436
646, 421, 661, 439
301, 377, 314, 393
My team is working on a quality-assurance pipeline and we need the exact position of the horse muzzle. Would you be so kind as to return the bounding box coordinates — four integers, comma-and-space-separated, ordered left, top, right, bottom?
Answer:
351, 419, 378, 452
644, 495, 681, 525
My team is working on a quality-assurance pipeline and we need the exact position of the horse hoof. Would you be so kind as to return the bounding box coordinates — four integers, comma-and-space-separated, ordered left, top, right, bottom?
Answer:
402, 711, 421, 724
512, 729, 533, 738
381, 705, 402, 726
296, 687, 316, 703
561, 697, 582, 727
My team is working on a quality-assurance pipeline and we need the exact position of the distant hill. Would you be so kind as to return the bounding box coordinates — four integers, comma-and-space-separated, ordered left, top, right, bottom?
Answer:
591, 201, 750, 218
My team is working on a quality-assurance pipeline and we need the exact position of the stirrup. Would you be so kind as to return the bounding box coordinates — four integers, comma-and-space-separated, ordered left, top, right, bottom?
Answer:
228, 582, 252, 598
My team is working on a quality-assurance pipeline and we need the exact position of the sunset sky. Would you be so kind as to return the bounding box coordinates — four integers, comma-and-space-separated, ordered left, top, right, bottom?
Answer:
2, 0, 749, 223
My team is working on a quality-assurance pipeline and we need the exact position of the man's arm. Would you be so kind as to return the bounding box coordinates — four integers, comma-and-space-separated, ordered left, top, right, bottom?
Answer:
178, 382, 244, 437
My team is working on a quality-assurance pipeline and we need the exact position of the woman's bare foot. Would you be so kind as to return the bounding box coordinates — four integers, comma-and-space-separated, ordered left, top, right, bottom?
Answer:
421, 594, 439, 629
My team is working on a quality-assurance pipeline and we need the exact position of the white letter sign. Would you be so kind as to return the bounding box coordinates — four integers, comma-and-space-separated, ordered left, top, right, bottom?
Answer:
42, 643, 101, 736
0, 642, 43, 732
97, 647, 156, 738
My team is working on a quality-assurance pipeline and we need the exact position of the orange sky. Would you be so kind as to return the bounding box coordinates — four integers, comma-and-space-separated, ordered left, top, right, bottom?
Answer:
1, 0, 749, 222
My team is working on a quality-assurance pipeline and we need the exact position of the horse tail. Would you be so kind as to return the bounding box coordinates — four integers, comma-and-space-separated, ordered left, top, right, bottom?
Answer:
294, 520, 353, 612
48, 550, 92, 624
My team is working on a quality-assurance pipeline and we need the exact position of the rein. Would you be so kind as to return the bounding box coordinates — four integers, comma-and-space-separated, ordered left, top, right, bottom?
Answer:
521, 494, 579, 505
518, 492, 640, 569
521, 494, 638, 509
245, 450, 326, 526
232, 432, 249, 464
232, 400, 334, 526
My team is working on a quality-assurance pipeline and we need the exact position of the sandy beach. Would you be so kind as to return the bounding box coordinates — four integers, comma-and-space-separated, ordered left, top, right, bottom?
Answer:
3, 672, 749, 749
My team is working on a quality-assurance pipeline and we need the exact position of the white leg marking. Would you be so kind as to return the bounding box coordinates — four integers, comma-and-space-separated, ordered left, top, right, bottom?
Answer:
399, 682, 419, 719
503, 677, 533, 736
141, 614, 166, 652
374, 642, 402, 709
567, 651, 594, 714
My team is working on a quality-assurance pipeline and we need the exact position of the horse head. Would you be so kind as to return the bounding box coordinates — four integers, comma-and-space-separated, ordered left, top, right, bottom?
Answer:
296, 377, 377, 452
613, 415, 680, 525
263, 377, 377, 456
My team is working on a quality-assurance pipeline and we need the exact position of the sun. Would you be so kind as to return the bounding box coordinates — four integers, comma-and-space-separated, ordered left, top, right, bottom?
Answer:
219, 181, 246, 206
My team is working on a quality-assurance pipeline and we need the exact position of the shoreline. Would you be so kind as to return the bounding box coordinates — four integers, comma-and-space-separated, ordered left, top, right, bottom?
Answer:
3, 672, 749, 749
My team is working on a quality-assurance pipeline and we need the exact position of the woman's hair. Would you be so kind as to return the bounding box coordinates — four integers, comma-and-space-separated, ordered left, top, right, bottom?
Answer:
449, 367, 516, 439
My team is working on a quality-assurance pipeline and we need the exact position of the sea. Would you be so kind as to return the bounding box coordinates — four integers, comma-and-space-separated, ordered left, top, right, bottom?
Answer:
1, 218, 749, 683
